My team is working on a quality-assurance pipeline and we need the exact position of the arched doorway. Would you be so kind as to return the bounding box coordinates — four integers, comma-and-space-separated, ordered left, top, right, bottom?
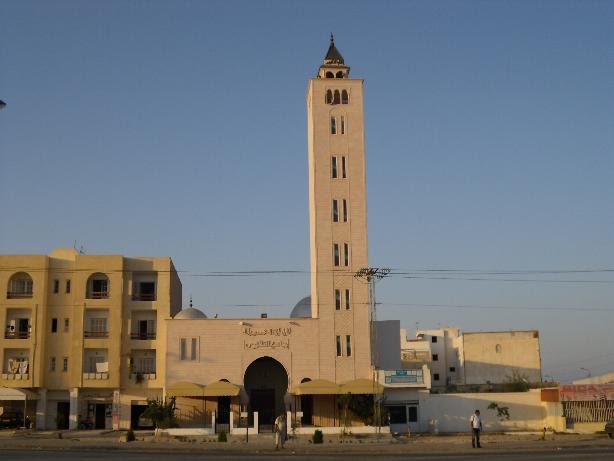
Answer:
244, 357, 288, 429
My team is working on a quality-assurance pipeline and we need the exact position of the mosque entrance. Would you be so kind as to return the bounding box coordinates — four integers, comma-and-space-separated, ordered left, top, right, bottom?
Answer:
244, 356, 288, 431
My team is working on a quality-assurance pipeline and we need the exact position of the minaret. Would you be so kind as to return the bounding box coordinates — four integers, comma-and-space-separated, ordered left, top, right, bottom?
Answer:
307, 35, 371, 382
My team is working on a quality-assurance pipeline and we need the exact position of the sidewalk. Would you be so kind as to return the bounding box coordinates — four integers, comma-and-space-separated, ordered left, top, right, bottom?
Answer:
0, 430, 612, 455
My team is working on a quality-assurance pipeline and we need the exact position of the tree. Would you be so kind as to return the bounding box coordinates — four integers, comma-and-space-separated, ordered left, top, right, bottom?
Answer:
142, 397, 177, 429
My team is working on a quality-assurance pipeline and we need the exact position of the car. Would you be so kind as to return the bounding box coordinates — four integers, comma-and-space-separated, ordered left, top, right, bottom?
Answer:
0, 411, 24, 428
606, 419, 614, 439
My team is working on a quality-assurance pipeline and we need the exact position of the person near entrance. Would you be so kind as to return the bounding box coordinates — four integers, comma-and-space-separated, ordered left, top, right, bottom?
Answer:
470, 409, 483, 448
274, 413, 287, 449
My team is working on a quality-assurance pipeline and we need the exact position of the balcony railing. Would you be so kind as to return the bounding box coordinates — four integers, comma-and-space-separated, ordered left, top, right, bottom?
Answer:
130, 332, 156, 340
4, 331, 30, 339
131, 372, 157, 381
87, 291, 109, 299
132, 293, 156, 301
1, 373, 29, 380
83, 372, 109, 380
6, 292, 33, 299
84, 331, 109, 338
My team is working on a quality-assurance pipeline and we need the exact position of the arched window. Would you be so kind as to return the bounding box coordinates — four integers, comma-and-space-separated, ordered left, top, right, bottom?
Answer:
325, 90, 333, 104
325, 71, 334, 78
495, 344, 502, 354
301, 377, 312, 383
341, 90, 349, 104
7, 272, 33, 299
336, 71, 344, 78
333, 90, 340, 104
86, 273, 109, 299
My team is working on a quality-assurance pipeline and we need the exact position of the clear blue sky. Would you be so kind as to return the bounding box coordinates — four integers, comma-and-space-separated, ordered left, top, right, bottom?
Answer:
1, 1, 613, 382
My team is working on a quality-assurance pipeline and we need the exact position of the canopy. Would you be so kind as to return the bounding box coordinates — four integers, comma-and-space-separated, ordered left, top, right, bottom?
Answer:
0, 387, 39, 401
202, 381, 241, 397
166, 381, 205, 397
340, 379, 384, 395
293, 379, 340, 395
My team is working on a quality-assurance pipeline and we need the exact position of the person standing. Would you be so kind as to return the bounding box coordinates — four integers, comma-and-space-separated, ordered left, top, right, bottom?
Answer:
470, 409, 483, 448
274, 413, 287, 449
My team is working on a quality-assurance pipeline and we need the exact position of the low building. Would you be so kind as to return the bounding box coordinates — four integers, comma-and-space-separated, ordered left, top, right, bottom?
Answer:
0, 247, 181, 429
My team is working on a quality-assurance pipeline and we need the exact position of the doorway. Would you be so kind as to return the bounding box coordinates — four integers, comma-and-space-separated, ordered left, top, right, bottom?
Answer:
243, 356, 288, 431
56, 402, 69, 429
94, 403, 106, 429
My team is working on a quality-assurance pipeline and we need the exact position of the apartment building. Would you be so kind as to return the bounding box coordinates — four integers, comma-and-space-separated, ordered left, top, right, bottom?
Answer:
0, 247, 181, 429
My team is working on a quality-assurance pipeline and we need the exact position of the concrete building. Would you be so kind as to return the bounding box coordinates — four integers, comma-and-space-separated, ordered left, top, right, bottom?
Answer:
164, 36, 380, 433
401, 328, 542, 389
0, 247, 181, 429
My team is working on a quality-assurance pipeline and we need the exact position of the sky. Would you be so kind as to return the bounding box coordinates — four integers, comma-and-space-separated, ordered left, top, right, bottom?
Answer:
1, 0, 613, 383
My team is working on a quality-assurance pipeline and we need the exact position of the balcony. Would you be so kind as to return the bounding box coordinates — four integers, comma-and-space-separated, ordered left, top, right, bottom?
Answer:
130, 372, 156, 382
4, 331, 30, 340
1, 373, 29, 380
84, 331, 109, 338
88, 291, 109, 299
130, 332, 156, 340
6, 292, 33, 299
83, 372, 109, 380
132, 293, 156, 302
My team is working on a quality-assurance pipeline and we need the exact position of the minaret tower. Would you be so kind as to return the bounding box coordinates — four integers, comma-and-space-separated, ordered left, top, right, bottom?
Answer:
307, 35, 371, 381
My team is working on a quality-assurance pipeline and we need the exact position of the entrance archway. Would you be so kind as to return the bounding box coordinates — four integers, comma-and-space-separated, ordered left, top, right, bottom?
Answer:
244, 356, 288, 429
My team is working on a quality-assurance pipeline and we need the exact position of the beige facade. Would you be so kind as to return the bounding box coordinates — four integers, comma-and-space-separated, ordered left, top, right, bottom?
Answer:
164, 37, 376, 430
405, 328, 542, 388
0, 247, 181, 429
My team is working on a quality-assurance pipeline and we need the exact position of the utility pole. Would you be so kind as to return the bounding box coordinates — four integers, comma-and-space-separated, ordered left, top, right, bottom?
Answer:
354, 267, 390, 434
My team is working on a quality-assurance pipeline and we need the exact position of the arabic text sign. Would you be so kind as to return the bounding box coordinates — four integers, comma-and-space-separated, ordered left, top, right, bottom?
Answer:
559, 384, 614, 401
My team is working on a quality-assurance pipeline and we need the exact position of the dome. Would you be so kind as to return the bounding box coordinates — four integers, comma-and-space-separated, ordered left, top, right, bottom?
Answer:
290, 296, 311, 318
174, 307, 207, 319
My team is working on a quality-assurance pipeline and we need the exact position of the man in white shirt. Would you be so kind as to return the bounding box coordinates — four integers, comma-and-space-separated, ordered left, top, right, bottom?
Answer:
274, 413, 287, 450
470, 409, 483, 448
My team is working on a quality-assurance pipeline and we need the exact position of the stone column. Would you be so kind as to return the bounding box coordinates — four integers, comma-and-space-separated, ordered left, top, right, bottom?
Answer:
69, 387, 79, 430
36, 388, 47, 429
112, 390, 121, 430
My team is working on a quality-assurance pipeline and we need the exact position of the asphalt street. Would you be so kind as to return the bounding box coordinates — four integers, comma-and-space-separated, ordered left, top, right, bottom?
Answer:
0, 449, 614, 460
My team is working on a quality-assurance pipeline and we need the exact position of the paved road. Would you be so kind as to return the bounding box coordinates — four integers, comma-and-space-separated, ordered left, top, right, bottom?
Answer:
0, 449, 613, 460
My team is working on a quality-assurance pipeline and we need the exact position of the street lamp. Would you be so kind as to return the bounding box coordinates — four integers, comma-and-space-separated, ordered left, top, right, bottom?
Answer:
0, 100, 6, 110
580, 367, 591, 378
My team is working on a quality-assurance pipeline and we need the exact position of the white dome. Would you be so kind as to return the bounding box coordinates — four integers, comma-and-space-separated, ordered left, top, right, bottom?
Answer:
290, 296, 311, 318
174, 307, 207, 319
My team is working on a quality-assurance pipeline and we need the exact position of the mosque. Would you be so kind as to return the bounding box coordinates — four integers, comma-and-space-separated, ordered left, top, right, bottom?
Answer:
165, 36, 386, 431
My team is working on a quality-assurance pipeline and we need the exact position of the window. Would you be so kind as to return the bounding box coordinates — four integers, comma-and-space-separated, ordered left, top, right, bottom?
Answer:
50, 357, 56, 372
180, 338, 198, 361
388, 406, 407, 424
344, 289, 351, 310
190, 338, 198, 361
431, 336, 438, 343
51, 318, 58, 333
495, 344, 502, 354
62, 357, 68, 372
332, 199, 339, 222
340, 116, 345, 134
331, 156, 338, 178
330, 116, 337, 135
325, 71, 334, 78
336, 71, 344, 78
180, 338, 187, 360
53, 279, 60, 294
89, 318, 107, 336
64, 318, 69, 332
87, 273, 109, 299
433, 373, 440, 381
7, 272, 33, 298
133, 281, 156, 301
336, 336, 342, 356
346, 335, 352, 357
333, 243, 340, 267
66, 280, 71, 294
335, 289, 341, 310
432, 354, 439, 361
325, 90, 333, 104
341, 90, 349, 104
342, 199, 348, 222
449, 367, 456, 372
343, 243, 349, 266
341, 156, 347, 178
333, 90, 340, 104
408, 406, 418, 423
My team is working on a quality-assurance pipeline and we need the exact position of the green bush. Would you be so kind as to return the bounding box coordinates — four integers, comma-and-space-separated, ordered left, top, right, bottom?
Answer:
217, 430, 227, 442
126, 428, 136, 442
312, 429, 323, 444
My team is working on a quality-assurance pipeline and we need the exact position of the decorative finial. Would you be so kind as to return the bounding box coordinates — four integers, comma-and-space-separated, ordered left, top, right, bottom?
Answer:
189, 295, 193, 308
330, 32, 334, 44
